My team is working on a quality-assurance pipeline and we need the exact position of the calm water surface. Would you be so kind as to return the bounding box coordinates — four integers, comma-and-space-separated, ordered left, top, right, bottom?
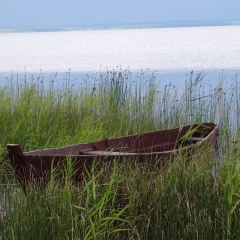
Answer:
0, 25, 240, 85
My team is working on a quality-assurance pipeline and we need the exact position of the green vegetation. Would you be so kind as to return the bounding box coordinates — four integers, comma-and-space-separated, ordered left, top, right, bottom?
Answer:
0, 70, 240, 239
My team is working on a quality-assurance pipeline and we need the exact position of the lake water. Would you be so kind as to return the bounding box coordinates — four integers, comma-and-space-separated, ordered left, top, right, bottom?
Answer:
0, 25, 240, 86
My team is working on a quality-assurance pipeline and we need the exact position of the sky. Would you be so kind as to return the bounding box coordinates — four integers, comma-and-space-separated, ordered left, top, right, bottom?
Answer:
0, 0, 240, 29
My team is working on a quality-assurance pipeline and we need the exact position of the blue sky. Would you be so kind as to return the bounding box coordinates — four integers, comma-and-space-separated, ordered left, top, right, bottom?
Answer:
0, 0, 240, 29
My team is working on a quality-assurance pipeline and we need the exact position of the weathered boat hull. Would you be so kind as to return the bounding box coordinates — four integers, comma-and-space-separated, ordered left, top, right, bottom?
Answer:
7, 122, 219, 189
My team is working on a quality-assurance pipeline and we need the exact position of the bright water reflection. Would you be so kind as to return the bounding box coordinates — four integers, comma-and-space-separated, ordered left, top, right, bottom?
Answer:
0, 25, 240, 73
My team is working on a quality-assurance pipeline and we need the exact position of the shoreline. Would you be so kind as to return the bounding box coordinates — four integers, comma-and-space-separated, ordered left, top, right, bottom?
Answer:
1, 20, 240, 33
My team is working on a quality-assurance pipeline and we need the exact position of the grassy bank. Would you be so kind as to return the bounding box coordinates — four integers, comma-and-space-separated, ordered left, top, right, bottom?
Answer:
0, 70, 240, 239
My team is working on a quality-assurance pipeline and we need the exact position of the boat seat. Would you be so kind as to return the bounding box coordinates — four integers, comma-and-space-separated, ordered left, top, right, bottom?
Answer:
79, 150, 135, 156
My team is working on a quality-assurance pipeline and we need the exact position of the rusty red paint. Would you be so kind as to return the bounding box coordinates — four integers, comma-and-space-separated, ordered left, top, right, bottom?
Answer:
7, 122, 219, 191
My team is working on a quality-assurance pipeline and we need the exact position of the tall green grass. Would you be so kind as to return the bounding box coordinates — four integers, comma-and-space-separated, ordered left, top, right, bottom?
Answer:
0, 70, 240, 239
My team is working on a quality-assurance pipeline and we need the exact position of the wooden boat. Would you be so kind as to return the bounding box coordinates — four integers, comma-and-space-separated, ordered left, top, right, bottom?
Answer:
7, 122, 218, 189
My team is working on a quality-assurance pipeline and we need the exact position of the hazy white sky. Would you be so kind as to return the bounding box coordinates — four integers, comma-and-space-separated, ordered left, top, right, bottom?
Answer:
0, 0, 240, 29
